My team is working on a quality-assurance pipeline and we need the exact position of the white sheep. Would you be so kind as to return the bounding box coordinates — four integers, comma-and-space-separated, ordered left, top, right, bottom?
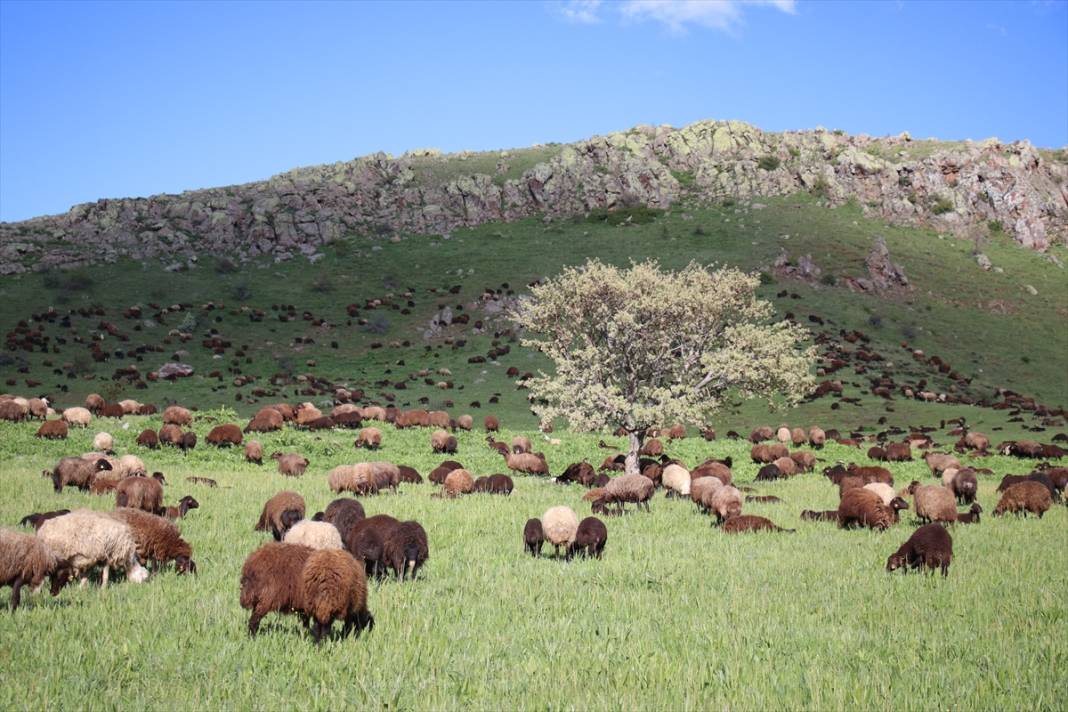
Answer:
62, 407, 92, 428
283, 521, 343, 550
37, 510, 149, 587
863, 482, 897, 506
542, 506, 578, 557
93, 432, 114, 453
661, 464, 691, 498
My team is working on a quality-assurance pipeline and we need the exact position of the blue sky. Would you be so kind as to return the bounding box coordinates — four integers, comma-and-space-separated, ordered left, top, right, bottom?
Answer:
1, 0, 1065, 221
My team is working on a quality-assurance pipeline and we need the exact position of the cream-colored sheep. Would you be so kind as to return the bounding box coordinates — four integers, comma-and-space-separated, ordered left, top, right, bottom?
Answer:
661, 464, 691, 497
283, 521, 343, 550
542, 506, 579, 556
62, 407, 92, 428
37, 510, 149, 587
92, 432, 114, 453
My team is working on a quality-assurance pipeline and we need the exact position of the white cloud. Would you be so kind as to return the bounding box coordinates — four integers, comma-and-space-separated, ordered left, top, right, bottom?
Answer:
559, 0, 604, 24
620, 0, 796, 33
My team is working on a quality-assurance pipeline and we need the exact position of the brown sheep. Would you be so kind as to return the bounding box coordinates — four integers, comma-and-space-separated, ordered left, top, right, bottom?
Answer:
790, 427, 807, 447
455, 415, 474, 431
245, 440, 264, 465
178, 432, 197, 453
721, 515, 795, 534
115, 476, 165, 515
301, 548, 374, 643
640, 439, 664, 457
750, 426, 775, 442
441, 469, 475, 497
35, 419, 68, 440
484, 415, 500, 432
294, 403, 324, 426
956, 503, 983, 524
884, 443, 912, 462
886, 523, 953, 576
924, 452, 961, 475
342, 514, 399, 577
18, 509, 70, 530
511, 436, 532, 454
162, 405, 193, 426
847, 465, 894, 485
85, 393, 105, 413
908, 482, 957, 524
355, 427, 382, 450
206, 424, 243, 447
239, 542, 313, 636
245, 408, 284, 433
380, 520, 429, 579
691, 460, 732, 485
603, 474, 655, 513
255, 491, 306, 541
272, 452, 309, 477
837, 488, 895, 530
427, 411, 450, 429
945, 468, 978, 504
556, 461, 596, 486
397, 465, 422, 484
710, 486, 743, 524
808, 426, 826, 448
503, 452, 548, 476
993, 481, 1052, 518
318, 498, 366, 541
772, 456, 798, 477
567, 517, 608, 559
789, 452, 817, 473
431, 430, 458, 454
45, 456, 112, 493
961, 431, 990, 451
163, 495, 200, 520
136, 429, 160, 449
757, 464, 784, 481
523, 519, 544, 557
429, 461, 463, 484
107, 508, 196, 574
0, 528, 72, 611
158, 424, 183, 447
474, 474, 514, 495
750, 443, 789, 464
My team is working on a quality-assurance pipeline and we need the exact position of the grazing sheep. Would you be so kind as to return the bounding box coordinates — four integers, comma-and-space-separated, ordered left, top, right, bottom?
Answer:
808, 426, 826, 448
37, 510, 149, 587
997, 473, 1059, 502
556, 461, 596, 486
993, 481, 1052, 518
35, 419, 68, 440
789, 452, 817, 473
328, 465, 378, 496
0, 528, 71, 610
484, 415, 500, 432
661, 464, 691, 498
847, 465, 894, 485
772, 456, 798, 477
961, 431, 990, 451
301, 548, 374, 643
61, 407, 92, 428
397, 465, 422, 484
318, 498, 366, 541
272, 452, 309, 477
355, 427, 382, 450
162, 406, 193, 427
691, 460, 732, 486
45, 456, 112, 493
884, 443, 912, 462
863, 483, 897, 506
239, 542, 314, 636
721, 515, 795, 534
690, 477, 725, 513
245, 408, 284, 433
837, 488, 895, 530
924, 452, 961, 476
178, 432, 197, 453
956, 503, 983, 524
456, 415, 474, 431
158, 424, 183, 447
441, 469, 475, 497
511, 436, 532, 454
0, 399, 28, 422
431, 430, 458, 454
943, 468, 978, 505
886, 524, 953, 576
245, 440, 264, 465
603, 474, 655, 513
542, 506, 579, 557
756, 464, 784, 481
18, 509, 70, 530
114, 454, 147, 479
381, 521, 429, 579
84, 394, 105, 413
93, 432, 114, 453
342, 514, 399, 577
255, 491, 306, 540
163, 495, 199, 520
523, 519, 544, 557
640, 439, 664, 457
474, 474, 514, 495
115, 476, 165, 515
207, 424, 243, 447
284, 521, 343, 550
429, 461, 463, 484
776, 426, 792, 444
709, 486, 744, 524
503, 452, 548, 476
908, 482, 958, 524
568, 517, 607, 559
107, 508, 196, 574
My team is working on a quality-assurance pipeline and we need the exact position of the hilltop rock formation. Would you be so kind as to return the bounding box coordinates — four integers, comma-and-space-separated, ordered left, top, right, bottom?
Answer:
1, 120, 1065, 274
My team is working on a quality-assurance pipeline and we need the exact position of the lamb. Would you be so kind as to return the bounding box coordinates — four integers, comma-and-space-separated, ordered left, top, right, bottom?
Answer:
993, 481, 1052, 518
162, 405, 193, 426
317, 498, 366, 541
342, 514, 399, 577
397, 465, 422, 484
245, 440, 263, 465
567, 517, 607, 559
523, 519, 544, 557
93, 432, 114, 453
690, 477, 725, 513
107, 508, 196, 574
301, 548, 374, 643
474, 474, 514, 495
484, 415, 500, 432
503, 451, 548, 476
441, 469, 475, 497
207, 424, 243, 447
721, 515, 795, 534
35, 419, 68, 440
239, 542, 314, 636
0, 528, 72, 610
44, 456, 112, 493
602, 474, 655, 513
115, 476, 165, 515
381, 520, 429, 579
661, 464, 691, 498
355, 427, 382, 450
542, 506, 579, 557
431, 430, 458, 454
61, 407, 92, 428
943, 468, 978, 504
255, 491, 306, 540
956, 503, 983, 524
886, 524, 953, 576
908, 482, 958, 524
710, 486, 744, 524
837, 488, 896, 530
136, 428, 160, 449
163, 495, 199, 520
18, 509, 70, 530
272, 452, 309, 477
37, 510, 149, 587
284, 521, 343, 550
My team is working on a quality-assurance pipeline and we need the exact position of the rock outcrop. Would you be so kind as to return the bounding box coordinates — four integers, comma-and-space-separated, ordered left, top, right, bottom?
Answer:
2, 120, 1065, 274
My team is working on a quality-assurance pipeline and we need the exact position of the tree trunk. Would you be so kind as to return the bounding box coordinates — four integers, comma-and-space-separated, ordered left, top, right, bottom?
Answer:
624, 431, 643, 476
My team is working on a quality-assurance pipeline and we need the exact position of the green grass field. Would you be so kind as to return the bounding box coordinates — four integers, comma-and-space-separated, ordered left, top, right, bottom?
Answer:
0, 415, 1065, 710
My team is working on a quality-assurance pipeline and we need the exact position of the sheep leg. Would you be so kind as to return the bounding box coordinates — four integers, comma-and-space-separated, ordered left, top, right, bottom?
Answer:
100, 566, 109, 588
311, 620, 326, 645
248, 610, 265, 636
9, 576, 23, 612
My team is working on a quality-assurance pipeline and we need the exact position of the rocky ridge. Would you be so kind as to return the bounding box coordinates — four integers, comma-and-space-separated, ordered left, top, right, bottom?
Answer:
2, 119, 1065, 274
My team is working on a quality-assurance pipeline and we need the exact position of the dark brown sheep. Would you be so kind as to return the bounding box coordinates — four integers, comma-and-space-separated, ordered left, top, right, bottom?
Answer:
35, 419, 68, 440
838, 488, 895, 530
342, 514, 399, 578
757, 464, 784, 481
0, 528, 72, 611
886, 523, 953, 576
272, 452, 309, 477
556, 462, 596, 487
178, 432, 197, 453
639, 439, 664, 457
136, 429, 160, 449
800, 509, 840, 522
691, 460, 732, 485
523, 518, 544, 557
993, 481, 1052, 518
397, 465, 422, 484
847, 465, 894, 485
948, 469, 978, 505
318, 498, 366, 541
158, 423, 183, 447
115, 476, 165, 515
381, 520, 429, 579
108, 508, 196, 574
431, 430, 458, 454
255, 491, 306, 541
721, 515, 795, 534
567, 517, 607, 559
206, 424, 243, 447
474, 474, 514, 495
884, 443, 912, 462
956, 503, 982, 524
239, 542, 313, 636
162, 495, 200, 521
429, 461, 463, 484
18, 509, 70, 530
45, 456, 112, 493
301, 548, 374, 642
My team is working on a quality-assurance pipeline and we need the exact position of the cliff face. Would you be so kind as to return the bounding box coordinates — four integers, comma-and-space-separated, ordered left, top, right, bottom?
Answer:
2, 119, 1065, 274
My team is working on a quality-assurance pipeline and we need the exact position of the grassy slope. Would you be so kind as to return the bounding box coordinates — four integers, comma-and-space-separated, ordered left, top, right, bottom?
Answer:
0, 418, 1064, 710
1, 193, 1065, 441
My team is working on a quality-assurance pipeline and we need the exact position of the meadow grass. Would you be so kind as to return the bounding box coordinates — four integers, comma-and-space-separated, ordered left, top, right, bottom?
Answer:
0, 416, 1065, 710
